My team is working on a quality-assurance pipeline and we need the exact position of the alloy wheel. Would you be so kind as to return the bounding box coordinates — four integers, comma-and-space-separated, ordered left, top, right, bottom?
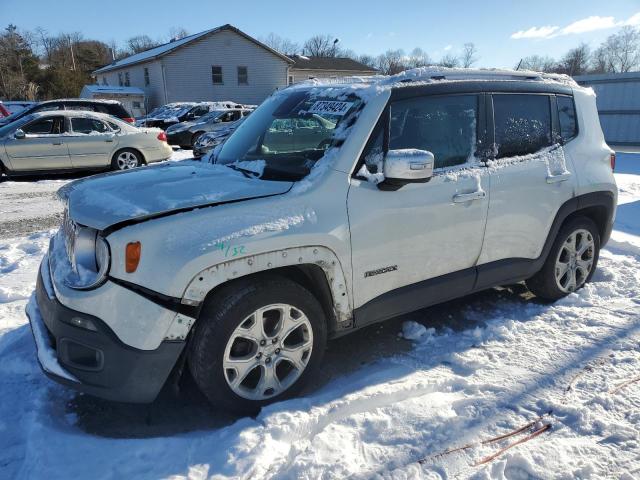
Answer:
222, 304, 313, 400
554, 228, 595, 293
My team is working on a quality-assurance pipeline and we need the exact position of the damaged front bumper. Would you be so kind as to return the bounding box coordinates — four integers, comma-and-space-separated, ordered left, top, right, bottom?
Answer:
26, 258, 185, 403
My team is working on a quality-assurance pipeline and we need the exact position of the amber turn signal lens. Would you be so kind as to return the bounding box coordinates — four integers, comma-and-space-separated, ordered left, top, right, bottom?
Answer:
125, 242, 141, 273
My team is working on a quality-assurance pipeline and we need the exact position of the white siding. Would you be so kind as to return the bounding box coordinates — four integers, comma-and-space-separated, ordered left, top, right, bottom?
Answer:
162, 30, 289, 105
289, 69, 377, 84
98, 61, 165, 110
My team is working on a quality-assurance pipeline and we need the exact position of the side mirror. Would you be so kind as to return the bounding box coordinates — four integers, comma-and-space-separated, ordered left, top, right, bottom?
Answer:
14, 129, 26, 140
380, 149, 434, 190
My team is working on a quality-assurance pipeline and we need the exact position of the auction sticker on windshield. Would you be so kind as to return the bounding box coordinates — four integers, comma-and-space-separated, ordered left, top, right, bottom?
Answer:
308, 101, 354, 116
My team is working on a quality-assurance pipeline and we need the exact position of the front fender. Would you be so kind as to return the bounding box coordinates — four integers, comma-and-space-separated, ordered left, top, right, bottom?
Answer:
164, 245, 353, 341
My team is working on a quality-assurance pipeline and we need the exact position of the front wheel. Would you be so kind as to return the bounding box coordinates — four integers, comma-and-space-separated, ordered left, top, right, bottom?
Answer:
188, 275, 327, 413
526, 216, 600, 300
111, 149, 142, 170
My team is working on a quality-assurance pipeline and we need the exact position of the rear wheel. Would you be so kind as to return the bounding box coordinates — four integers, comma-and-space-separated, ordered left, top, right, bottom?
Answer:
111, 149, 142, 170
526, 216, 600, 300
191, 131, 204, 147
188, 275, 327, 413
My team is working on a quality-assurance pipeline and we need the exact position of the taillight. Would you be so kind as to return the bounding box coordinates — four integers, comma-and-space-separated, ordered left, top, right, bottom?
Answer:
610, 153, 616, 171
157, 132, 167, 142
125, 242, 141, 273
123, 117, 134, 123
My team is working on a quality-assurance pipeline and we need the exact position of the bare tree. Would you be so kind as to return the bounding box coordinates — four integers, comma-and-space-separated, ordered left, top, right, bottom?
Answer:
168, 27, 189, 41
357, 54, 377, 68
558, 43, 590, 76
460, 42, 478, 68
407, 47, 431, 68
517, 55, 557, 72
126, 35, 159, 55
260, 33, 300, 55
303, 34, 339, 57
597, 26, 640, 73
376, 49, 406, 75
438, 53, 460, 68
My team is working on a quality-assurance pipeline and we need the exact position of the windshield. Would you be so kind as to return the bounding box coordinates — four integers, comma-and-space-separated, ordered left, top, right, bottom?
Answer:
0, 114, 34, 138
216, 90, 362, 181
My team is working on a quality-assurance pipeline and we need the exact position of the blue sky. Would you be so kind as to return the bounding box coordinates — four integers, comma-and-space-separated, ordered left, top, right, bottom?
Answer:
1, 0, 639, 68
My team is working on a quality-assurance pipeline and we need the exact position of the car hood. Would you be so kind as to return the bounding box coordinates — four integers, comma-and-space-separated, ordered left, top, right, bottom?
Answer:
58, 161, 294, 231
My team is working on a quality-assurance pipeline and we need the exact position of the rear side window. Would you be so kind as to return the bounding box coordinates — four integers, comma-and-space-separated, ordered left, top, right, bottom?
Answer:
493, 94, 552, 158
71, 117, 109, 134
389, 94, 478, 169
34, 103, 63, 113
105, 103, 131, 119
557, 96, 578, 142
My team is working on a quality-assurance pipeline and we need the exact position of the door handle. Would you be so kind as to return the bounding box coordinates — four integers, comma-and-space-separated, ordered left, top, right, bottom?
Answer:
546, 172, 571, 184
51, 141, 63, 145
105, 137, 115, 142
453, 190, 486, 203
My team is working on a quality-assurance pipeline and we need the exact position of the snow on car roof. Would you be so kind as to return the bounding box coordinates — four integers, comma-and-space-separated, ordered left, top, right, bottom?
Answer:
291, 67, 580, 96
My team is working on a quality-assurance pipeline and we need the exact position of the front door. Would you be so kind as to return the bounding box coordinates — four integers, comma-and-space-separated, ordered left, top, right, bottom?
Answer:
348, 93, 490, 325
65, 116, 117, 168
4, 116, 71, 171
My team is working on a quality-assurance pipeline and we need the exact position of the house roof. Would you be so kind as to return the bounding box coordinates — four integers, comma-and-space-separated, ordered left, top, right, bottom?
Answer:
94, 24, 292, 74
82, 85, 145, 95
290, 56, 377, 72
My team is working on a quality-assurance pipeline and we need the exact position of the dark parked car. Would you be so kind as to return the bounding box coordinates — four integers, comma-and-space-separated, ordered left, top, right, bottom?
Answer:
0, 99, 134, 126
166, 108, 253, 149
138, 101, 250, 130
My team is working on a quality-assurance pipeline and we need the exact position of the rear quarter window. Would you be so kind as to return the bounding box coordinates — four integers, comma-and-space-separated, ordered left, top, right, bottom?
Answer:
557, 96, 578, 142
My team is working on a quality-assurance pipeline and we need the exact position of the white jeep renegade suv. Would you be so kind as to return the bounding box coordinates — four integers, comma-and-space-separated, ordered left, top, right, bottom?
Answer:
27, 69, 617, 413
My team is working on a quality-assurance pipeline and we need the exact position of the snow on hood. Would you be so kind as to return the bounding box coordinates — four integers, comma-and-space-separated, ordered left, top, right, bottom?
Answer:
58, 162, 293, 230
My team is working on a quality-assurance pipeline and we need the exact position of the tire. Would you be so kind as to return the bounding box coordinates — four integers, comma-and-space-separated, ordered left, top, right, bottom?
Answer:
111, 148, 142, 171
188, 275, 327, 414
526, 216, 600, 301
191, 131, 204, 148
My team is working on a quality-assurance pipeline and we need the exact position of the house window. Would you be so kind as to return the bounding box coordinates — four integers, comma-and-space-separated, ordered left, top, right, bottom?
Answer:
124, 72, 130, 87
212, 66, 223, 84
102, 77, 107, 86
237, 66, 248, 84
144, 68, 150, 86
118, 73, 123, 86
288, 75, 294, 85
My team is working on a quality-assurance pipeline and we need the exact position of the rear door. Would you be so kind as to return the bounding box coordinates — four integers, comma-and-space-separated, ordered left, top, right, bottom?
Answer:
65, 116, 117, 168
4, 116, 71, 171
476, 93, 576, 288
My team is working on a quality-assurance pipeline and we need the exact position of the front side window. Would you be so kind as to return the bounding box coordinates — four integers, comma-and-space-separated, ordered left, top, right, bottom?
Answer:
70, 117, 109, 134
493, 94, 552, 158
23, 117, 63, 135
216, 89, 362, 181
238, 66, 248, 85
557, 95, 578, 142
389, 94, 478, 169
212, 66, 223, 84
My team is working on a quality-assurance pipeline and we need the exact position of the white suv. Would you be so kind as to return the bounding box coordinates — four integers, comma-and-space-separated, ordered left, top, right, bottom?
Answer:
27, 69, 617, 413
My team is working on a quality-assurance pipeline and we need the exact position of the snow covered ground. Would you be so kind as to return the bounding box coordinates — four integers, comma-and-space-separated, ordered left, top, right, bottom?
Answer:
0, 153, 639, 479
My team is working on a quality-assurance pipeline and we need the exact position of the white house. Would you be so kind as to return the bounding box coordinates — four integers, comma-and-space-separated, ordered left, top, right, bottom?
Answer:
93, 25, 293, 109
93, 24, 378, 110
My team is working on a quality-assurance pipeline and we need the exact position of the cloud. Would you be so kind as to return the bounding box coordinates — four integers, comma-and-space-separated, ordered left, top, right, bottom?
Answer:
511, 11, 640, 40
511, 25, 559, 39
444, 44, 453, 51
560, 15, 617, 35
